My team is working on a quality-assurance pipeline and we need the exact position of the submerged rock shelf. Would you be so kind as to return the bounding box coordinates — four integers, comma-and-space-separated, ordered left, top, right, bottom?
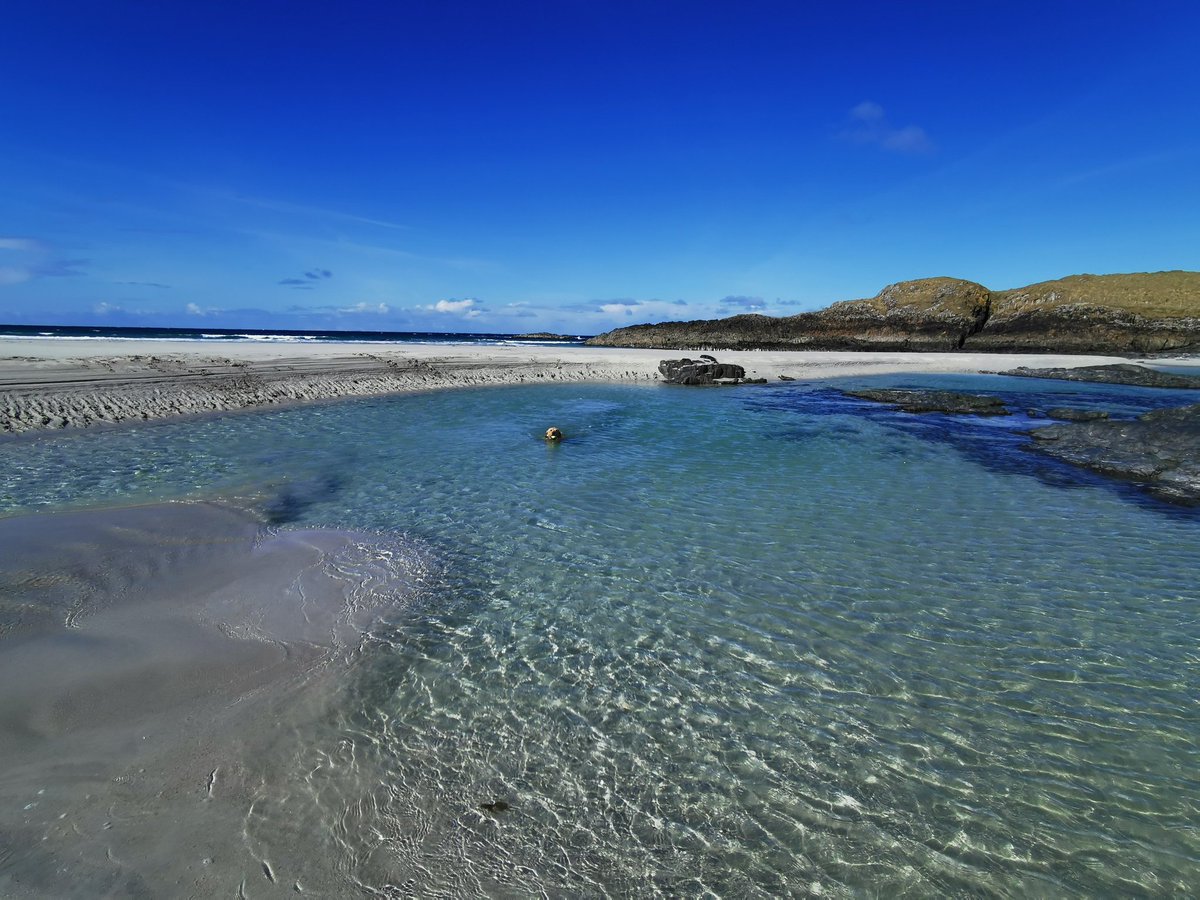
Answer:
835, 383, 1200, 504
1002, 363, 1200, 389
1029, 403, 1200, 503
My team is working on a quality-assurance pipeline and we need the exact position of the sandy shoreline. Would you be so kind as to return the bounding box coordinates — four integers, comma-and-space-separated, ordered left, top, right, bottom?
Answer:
0, 337, 1142, 435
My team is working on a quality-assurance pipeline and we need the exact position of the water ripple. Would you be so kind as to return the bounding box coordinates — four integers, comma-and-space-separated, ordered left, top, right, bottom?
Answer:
1, 382, 1198, 894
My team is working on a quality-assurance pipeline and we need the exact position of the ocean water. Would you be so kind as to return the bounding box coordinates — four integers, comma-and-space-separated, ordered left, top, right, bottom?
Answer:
1, 377, 1198, 896
0, 322, 589, 346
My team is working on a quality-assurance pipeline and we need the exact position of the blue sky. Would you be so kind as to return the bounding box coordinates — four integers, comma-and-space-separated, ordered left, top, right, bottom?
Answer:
2, 1, 1198, 334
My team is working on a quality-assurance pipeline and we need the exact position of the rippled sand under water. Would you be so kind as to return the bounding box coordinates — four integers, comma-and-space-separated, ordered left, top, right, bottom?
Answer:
0, 502, 439, 896
1, 380, 1198, 896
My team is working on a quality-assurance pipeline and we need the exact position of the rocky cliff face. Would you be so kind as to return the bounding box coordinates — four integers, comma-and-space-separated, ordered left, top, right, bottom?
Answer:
966, 273, 1200, 353
586, 271, 1200, 354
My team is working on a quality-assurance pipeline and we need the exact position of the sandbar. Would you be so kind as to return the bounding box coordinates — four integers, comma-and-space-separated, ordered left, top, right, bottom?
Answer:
0, 501, 438, 896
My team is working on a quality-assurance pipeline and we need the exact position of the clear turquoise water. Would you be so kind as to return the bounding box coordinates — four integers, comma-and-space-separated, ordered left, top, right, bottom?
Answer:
2, 379, 1199, 896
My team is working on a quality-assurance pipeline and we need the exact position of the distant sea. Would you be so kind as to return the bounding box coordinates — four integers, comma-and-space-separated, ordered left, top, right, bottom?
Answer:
0, 323, 591, 346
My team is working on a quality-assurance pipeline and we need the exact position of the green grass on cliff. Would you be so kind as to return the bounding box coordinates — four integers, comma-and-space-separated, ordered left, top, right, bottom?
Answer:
994, 271, 1200, 319
585, 270, 1199, 346
819, 277, 989, 319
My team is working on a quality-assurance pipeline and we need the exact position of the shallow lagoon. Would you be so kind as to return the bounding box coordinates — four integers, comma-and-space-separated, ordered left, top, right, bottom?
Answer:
1, 377, 1198, 896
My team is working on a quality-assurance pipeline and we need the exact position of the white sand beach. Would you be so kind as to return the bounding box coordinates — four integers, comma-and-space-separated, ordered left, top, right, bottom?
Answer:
0, 337, 1137, 435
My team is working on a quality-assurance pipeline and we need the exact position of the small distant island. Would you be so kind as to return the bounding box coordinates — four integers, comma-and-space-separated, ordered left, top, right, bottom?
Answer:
510, 332, 585, 341
587, 271, 1200, 354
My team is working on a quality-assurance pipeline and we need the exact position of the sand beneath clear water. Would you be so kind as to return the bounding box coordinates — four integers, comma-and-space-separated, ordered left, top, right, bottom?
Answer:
0, 336, 1141, 435
0, 501, 439, 896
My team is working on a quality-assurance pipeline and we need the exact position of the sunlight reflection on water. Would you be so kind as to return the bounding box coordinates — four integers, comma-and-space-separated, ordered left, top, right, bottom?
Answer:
1, 379, 1198, 896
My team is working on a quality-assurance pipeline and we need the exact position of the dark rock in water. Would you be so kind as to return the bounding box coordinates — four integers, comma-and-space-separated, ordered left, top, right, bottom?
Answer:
845, 389, 1010, 416
778, 375, 796, 381
1029, 403, 1200, 503
1003, 363, 1200, 389
1047, 408, 1110, 422
510, 332, 579, 341
658, 358, 749, 385
480, 800, 510, 813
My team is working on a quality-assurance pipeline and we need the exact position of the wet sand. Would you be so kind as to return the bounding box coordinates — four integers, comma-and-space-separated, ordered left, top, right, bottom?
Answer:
0, 337, 1134, 435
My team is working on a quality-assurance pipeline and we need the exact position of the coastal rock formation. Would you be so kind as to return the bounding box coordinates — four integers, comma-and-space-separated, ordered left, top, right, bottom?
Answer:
1003, 363, 1200, 389
588, 271, 1200, 355
596, 278, 991, 352
658, 357, 751, 385
510, 332, 580, 341
1029, 403, 1200, 503
970, 273, 1200, 354
845, 389, 1010, 415
1046, 408, 1110, 422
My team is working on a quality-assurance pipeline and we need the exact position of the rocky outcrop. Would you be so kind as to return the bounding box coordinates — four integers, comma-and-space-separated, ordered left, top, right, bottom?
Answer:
592, 278, 991, 352
969, 273, 1200, 354
807, 278, 992, 350
1046, 408, 1109, 422
587, 272, 1200, 355
1003, 363, 1200, 389
658, 357, 764, 385
1029, 404, 1200, 503
844, 389, 1010, 415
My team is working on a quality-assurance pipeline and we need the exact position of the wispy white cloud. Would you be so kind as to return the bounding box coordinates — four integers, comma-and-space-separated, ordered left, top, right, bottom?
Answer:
239, 227, 497, 274
34, 259, 90, 277
220, 191, 410, 232
0, 237, 46, 252
544, 294, 802, 330
0, 238, 37, 285
840, 101, 934, 155
338, 301, 389, 314
1052, 148, 1191, 190
0, 267, 31, 285
881, 126, 933, 154
595, 299, 689, 319
851, 101, 884, 122
94, 301, 128, 315
424, 297, 483, 318
717, 295, 766, 312
0, 237, 88, 284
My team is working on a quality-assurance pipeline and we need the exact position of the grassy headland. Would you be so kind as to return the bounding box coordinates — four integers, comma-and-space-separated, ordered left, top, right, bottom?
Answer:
587, 271, 1200, 354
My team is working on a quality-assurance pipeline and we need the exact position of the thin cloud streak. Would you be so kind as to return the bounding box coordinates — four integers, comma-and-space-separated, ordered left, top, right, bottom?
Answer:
840, 101, 934, 155
221, 191, 411, 232
242, 229, 498, 272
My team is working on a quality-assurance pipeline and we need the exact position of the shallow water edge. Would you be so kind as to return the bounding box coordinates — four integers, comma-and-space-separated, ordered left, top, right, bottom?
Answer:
1, 379, 1198, 896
